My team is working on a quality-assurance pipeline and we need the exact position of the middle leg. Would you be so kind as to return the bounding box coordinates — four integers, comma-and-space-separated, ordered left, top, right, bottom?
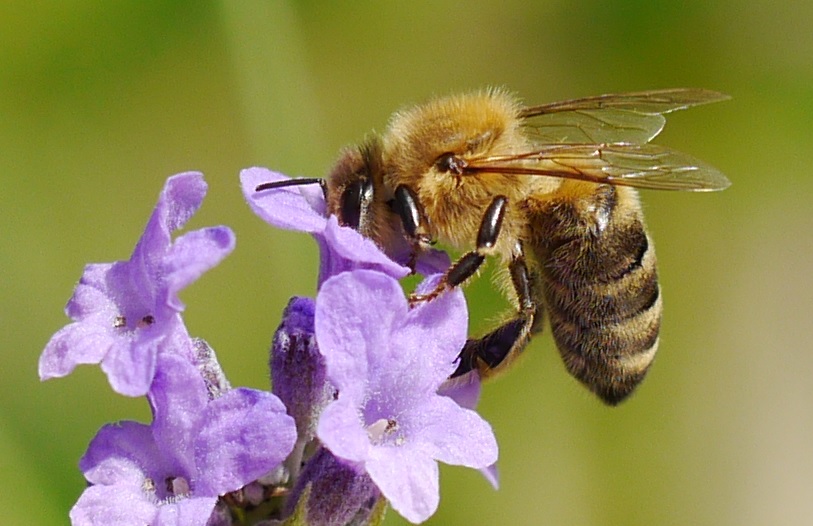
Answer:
451, 242, 543, 379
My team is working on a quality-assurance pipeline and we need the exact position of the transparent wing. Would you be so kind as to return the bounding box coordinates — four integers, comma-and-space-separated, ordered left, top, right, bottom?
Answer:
465, 143, 731, 192
519, 88, 730, 144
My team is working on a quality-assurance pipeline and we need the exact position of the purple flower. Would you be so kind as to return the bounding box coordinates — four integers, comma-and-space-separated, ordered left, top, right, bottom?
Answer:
438, 373, 500, 490
285, 447, 381, 526
70, 352, 296, 526
271, 297, 336, 482
39, 172, 235, 396
271, 297, 332, 441
241, 167, 450, 284
313, 270, 498, 524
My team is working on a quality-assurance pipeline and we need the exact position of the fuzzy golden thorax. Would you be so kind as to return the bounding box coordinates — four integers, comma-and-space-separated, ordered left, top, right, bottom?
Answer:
380, 90, 542, 256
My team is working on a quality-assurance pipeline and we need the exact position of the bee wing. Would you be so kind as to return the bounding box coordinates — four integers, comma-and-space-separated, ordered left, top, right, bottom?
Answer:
468, 143, 731, 191
520, 88, 730, 144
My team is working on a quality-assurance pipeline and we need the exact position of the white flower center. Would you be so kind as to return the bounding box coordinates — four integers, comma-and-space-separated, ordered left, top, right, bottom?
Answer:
167, 476, 190, 497
367, 418, 400, 445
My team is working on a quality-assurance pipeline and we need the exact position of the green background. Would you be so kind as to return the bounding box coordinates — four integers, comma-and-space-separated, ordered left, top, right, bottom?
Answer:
3, 1, 811, 525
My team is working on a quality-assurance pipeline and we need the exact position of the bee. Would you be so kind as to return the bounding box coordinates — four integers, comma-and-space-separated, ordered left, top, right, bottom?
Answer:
257, 88, 730, 405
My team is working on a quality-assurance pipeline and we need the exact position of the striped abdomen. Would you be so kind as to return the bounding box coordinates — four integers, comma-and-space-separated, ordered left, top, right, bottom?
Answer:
525, 182, 661, 405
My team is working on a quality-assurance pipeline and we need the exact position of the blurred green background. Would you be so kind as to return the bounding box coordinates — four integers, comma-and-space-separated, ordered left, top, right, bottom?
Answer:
3, 1, 812, 524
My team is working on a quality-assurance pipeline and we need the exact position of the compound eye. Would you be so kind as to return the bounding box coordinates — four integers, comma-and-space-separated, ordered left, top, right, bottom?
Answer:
339, 177, 373, 230
435, 152, 467, 175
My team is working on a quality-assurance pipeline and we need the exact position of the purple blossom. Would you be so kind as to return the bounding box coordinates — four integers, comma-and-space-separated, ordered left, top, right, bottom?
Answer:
71, 352, 296, 526
39, 172, 235, 396
438, 372, 500, 490
270, 297, 335, 483
43, 169, 505, 524
285, 447, 380, 526
271, 297, 331, 441
240, 167, 450, 284
313, 270, 498, 524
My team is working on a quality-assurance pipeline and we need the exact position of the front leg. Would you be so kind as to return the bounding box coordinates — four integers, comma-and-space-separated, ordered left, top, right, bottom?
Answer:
392, 184, 434, 273
409, 195, 508, 305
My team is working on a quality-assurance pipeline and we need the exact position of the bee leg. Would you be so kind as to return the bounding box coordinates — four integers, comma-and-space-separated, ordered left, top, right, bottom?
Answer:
392, 185, 434, 273
409, 195, 507, 304
451, 243, 542, 379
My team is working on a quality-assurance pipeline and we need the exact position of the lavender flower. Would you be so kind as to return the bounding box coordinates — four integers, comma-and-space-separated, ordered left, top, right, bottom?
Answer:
271, 297, 331, 442
313, 269, 498, 524
270, 296, 335, 483
286, 447, 381, 526
241, 167, 408, 285
39, 172, 235, 396
70, 352, 296, 525
241, 167, 451, 284
43, 168, 503, 525
438, 372, 500, 490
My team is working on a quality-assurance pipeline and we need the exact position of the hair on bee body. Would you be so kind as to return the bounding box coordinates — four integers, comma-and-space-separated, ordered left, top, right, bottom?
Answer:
257, 87, 730, 405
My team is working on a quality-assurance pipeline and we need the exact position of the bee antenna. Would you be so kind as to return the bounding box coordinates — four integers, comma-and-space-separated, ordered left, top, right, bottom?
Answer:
255, 178, 326, 192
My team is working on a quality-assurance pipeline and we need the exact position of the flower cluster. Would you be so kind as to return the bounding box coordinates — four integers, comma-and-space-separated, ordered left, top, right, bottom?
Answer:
40, 168, 499, 525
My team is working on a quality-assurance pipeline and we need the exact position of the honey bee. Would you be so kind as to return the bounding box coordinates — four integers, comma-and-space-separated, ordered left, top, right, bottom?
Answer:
257, 88, 730, 405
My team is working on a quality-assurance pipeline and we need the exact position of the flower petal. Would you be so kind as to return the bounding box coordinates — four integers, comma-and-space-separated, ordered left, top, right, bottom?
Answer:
194, 388, 296, 495
38, 316, 113, 380
366, 446, 440, 524
322, 217, 409, 280
480, 463, 500, 490
315, 270, 406, 401
40, 172, 229, 396
413, 248, 451, 276
387, 284, 467, 387
410, 396, 498, 469
240, 167, 327, 233
126, 173, 207, 310
163, 226, 236, 312
136, 172, 207, 254
317, 397, 370, 463
70, 484, 157, 526
153, 496, 219, 526
161, 172, 208, 232
79, 420, 161, 486
63, 263, 117, 320
147, 352, 209, 477
438, 370, 482, 409
100, 334, 159, 397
